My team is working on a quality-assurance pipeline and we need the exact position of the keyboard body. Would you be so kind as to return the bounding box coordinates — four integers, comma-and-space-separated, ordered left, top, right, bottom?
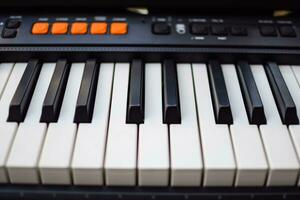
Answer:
0, 12, 300, 200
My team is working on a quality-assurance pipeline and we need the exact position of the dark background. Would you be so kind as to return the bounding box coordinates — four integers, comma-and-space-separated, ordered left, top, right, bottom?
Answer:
0, 0, 299, 12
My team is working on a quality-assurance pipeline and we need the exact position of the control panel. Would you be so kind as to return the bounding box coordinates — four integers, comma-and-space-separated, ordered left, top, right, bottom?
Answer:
0, 14, 299, 49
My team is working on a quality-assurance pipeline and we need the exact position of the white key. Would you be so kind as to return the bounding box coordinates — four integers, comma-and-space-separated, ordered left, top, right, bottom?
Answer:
222, 64, 268, 186
169, 64, 202, 186
39, 63, 84, 185
0, 63, 27, 183
251, 64, 299, 186
71, 63, 114, 185
0, 63, 14, 98
6, 63, 55, 184
105, 63, 138, 186
138, 63, 169, 186
192, 64, 236, 186
281, 65, 300, 186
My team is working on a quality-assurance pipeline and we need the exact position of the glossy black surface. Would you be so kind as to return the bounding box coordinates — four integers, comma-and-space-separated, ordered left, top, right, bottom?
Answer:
8, 60, 41, 122
0, 185, 299, 200
127, 59, 145, 124
40, 60, 70, 123
236, 61, 266, 125
74, 60, 99, 123
208, 60, 233, 124
162, 59, 181, 124
264, 62, 299, 125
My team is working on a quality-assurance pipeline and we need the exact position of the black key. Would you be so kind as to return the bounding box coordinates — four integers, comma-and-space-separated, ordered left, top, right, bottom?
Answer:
8, 60, 42, 122
40, 60, 70, 122
264, 62, 299, 125
162, 59, 181, 124
207, 60, 233, 124
236, 61, 266, 125
74, 60, 99, 123
126, 59, 145, 124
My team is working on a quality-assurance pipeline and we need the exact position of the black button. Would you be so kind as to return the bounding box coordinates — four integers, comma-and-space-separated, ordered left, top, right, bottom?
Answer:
190, 23, 209, 35
230, 26, 248, 36
279, 25, 297, 37
260, 25, 277, 36
152, 22, 171, 35
6, 19, 21, 29
1, 29, 17, 38
211, 25, 228, 36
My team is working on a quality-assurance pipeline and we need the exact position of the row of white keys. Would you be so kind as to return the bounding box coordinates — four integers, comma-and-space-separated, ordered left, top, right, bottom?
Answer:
71, 63, 114, 185
138, 63, 169, 186
169, 64, 203, 186
0, 63, 27, 183
251, 64, 299, 186
39, 63, 85, 184
281, 65, 300, 186
192, 64, 236, 186
222, 64, 268, 186
105, 63, 138, 186
6, 63, 56, 184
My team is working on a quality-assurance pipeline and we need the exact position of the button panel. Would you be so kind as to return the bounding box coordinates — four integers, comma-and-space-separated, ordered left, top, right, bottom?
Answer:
30, 21, 128, 36
0, 15, 298, 50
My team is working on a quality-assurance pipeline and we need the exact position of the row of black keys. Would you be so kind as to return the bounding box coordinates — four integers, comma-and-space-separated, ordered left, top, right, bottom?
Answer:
6, 59, 299, 125
123, 60, 298, 125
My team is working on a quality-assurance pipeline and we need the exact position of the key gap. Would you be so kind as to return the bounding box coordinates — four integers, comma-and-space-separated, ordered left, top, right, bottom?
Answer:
291, 66, 300, 90
36, 123, 49, 184
136, 124, 139, 186
167, 124, 171, 186
227, 125, 238, 187
190, 64, 205, 186
287, 126, 300, 185
68, 124, 78, 185
257, 125, 270, 187
4, 124, 19, 184
102, 63, 115, 186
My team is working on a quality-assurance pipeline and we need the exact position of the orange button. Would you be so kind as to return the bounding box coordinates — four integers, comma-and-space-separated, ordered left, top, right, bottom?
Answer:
32, 22, 49, 35
110, 22, 128, 35
51, 22, 69, 35
90, 22, 107, 34
71, 22, 88, 35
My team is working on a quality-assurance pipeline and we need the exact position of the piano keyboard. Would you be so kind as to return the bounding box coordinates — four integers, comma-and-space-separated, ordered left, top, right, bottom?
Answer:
0, 60, 299, 187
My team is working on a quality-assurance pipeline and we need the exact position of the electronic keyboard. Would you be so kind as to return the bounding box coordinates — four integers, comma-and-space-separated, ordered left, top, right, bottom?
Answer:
1, 12, 300, 200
